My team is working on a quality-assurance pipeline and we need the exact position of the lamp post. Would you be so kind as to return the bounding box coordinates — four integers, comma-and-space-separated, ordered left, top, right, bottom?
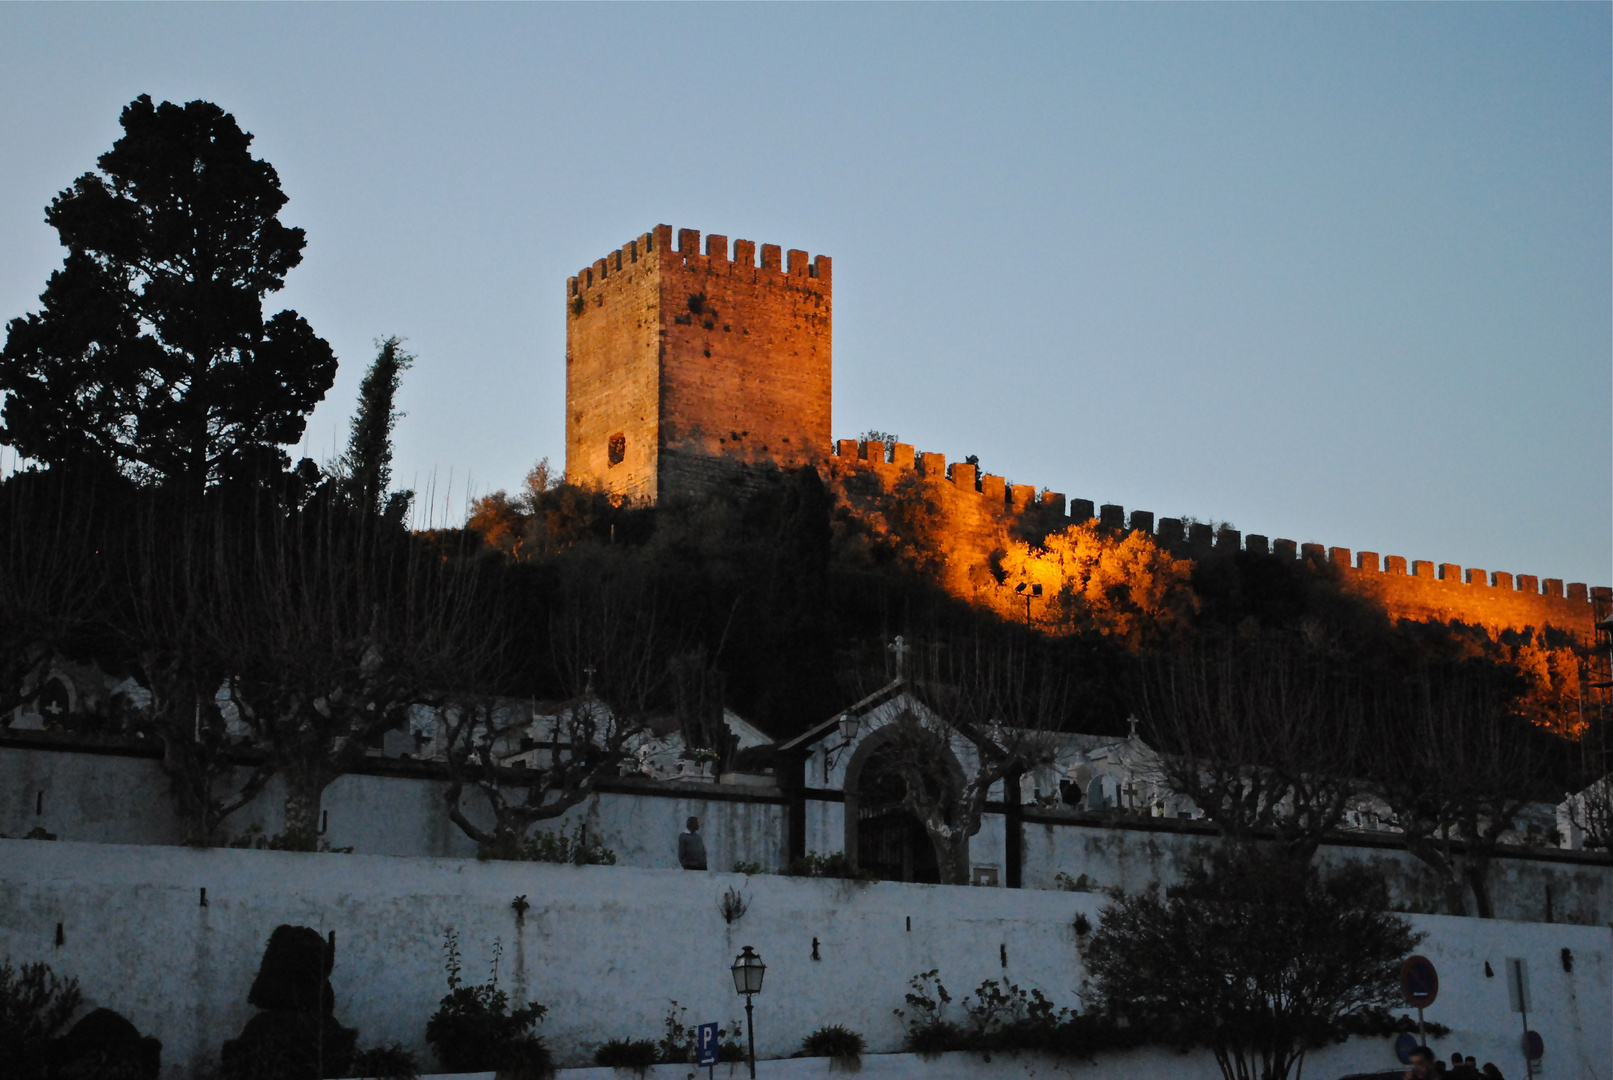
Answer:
730, 945, 766, 1079
1013, 581, 1043, 626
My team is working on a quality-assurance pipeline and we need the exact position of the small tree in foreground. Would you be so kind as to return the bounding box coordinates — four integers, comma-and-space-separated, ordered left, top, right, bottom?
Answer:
1083, 846, 1420, 1080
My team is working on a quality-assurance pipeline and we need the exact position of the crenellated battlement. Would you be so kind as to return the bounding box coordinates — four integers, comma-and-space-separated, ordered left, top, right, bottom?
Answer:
560, 223, 1598, 633
568, 224, 830, 298
825, 440, 1607, 625
566, 224, 832, 503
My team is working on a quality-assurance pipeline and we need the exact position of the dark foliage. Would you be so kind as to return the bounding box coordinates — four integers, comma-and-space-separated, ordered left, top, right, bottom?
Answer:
1083, 847, 1422, 1080
592, 1038, 659, 1070
800, 1023, 866, 1064
348, 1044, 420, 1080
335, 337, 414, 520
0, 469, 109, 719
892, 969, 1144, 1060
425, 929, 549, 1078
0, 958, 84, 1080
783, 850, 877, 881
474, 822, 616, 865
48, 1007, 162, 1079
219, 1012, 357, 1080
0, 95, 335, 493
593, 1003, 744, 1070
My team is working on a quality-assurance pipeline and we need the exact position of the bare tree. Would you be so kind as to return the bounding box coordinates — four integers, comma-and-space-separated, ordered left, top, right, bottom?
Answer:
1363, 662, 1557, 918
119, 498, 274, 843
877, 628, 1073, 885
211, 503, 500, 844
0, 473, 105, 720
1134, 633, 1366, 857
441, 551, 674, 850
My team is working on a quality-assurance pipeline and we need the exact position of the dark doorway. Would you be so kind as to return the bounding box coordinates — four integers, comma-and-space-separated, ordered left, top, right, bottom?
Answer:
854, 739, 944, 884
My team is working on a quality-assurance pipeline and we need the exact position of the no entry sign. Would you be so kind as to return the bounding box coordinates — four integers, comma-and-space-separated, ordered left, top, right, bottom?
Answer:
1400, 955, 1439, 1008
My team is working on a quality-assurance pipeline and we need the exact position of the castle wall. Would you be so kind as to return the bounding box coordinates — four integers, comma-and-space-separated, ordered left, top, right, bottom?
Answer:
565, 225, 831, 502
822, 443, 1608, 639
3, 839, 1608, 1078
566, 230, 664, 501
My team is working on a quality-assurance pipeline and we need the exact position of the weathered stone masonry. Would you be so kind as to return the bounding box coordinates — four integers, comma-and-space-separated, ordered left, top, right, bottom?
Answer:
563, 222, 1604, 638
566, 224, 831, 501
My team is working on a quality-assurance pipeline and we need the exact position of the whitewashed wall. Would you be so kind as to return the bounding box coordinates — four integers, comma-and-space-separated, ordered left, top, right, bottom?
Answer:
4, 743, 1610, 924
2, 839, 1607, 1080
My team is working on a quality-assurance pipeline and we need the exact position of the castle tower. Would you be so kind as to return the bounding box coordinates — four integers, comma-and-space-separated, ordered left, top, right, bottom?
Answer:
565, 225, 831, 501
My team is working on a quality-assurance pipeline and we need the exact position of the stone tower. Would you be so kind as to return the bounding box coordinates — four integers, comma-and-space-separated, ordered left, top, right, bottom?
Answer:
565, 224, 831, 501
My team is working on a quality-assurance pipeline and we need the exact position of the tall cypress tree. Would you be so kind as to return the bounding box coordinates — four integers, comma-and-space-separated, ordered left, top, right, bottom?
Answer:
337, 336, 414, 519
0, 96, 336, 492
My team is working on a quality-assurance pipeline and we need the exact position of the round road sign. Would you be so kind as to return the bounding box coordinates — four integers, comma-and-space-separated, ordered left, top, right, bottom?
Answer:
1523, 1030, 1544, 1061
1400, 955, 1439, 1008
1394, 1033, 1419, 1064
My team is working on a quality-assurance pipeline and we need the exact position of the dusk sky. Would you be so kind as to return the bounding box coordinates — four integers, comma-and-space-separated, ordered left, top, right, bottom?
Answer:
2, 4, 1607, 585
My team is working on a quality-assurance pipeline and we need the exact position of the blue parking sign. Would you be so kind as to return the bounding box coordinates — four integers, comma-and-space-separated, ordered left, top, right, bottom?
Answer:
697, 1021, 720, 1067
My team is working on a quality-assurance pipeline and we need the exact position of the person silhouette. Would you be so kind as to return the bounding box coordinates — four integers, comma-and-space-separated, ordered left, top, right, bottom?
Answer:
678, 816, 708, 870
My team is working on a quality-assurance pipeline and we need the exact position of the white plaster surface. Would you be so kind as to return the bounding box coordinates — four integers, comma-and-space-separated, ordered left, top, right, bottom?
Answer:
2, 840, 1607, 1080
6, 744, 1608, 924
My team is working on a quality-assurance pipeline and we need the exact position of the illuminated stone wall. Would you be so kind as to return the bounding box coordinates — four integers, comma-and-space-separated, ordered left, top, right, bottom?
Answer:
822, 441, 1607, 639
565, 225, 831, 502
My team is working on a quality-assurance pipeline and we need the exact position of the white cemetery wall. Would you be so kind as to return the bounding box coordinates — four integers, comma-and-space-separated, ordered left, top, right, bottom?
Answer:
1, 839, 1607, 1080
1018, 812, 1612, 924
4, 742, 1610, 924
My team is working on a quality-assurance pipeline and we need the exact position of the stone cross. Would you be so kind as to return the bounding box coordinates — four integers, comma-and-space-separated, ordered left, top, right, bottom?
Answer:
887, 635, 908, 676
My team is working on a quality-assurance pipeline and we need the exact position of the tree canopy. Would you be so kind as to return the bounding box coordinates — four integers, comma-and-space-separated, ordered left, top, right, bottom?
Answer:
0, 95, 335, 491
1084, 847, 1422, 1080
334, 336, 414, 520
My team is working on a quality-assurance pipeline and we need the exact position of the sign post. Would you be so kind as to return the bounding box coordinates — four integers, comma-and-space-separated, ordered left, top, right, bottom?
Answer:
696, 1021, 720, 1080
1506, 959, 1536, 1079
1399, 955, 1439, 1048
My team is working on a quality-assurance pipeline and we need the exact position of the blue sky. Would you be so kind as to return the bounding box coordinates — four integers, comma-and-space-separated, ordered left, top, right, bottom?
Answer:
1, 4, 1608, 585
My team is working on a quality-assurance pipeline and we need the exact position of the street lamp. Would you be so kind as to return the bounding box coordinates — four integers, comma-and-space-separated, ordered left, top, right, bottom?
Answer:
730, 945, 766, 1078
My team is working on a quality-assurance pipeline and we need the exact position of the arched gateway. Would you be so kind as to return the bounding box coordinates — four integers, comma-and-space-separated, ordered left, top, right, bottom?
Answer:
841, 716, 966, 883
